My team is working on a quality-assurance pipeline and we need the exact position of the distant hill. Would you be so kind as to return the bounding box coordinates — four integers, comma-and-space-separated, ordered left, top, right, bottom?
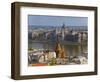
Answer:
28, 25, 87, 31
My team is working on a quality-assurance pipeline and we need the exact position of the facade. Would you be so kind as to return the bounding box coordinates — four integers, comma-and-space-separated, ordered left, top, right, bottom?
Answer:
28, 24, 87, 43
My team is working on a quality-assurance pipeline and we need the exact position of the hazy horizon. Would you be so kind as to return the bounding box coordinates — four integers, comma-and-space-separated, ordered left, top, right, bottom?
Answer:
28, 15, 88, 27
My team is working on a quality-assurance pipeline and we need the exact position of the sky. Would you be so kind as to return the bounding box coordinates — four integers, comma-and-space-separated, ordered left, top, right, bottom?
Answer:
28, 15, 88, 27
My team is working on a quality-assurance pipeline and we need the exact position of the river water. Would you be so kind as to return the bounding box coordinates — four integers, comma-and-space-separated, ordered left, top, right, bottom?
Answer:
28, 42, 87, 57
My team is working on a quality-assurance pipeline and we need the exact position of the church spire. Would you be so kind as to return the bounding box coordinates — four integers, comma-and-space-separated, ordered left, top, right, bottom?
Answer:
62, 22, 65, 29
61, 22, 66, 41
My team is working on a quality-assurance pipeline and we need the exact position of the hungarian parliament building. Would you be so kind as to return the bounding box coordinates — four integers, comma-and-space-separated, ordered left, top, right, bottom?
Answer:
28, 23, 87, 43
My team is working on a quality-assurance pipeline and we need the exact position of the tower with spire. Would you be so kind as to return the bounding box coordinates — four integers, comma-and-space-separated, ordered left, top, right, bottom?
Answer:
55, 40, 66, 59
55, 41, 62, 58
61, 23, 66, 41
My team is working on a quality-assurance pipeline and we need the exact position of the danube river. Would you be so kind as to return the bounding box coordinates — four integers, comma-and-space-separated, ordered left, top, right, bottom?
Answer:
28, 41, 87, 58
